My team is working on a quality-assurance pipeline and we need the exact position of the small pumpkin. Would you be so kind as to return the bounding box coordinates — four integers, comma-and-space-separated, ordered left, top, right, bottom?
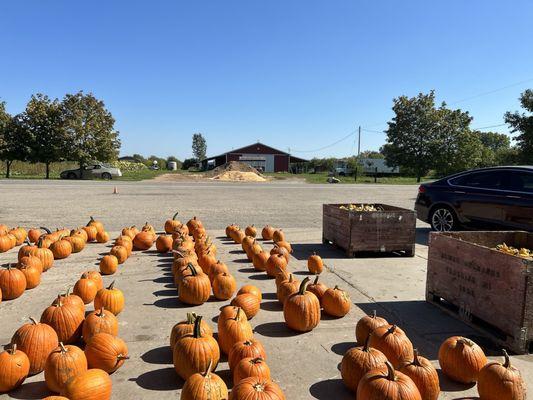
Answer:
40, 297, 84, 344
44, 343, 88, 393
261, 225, 275, 240
17, 260, 41, 289
94, 281, 125, 315
11, 317, 59, 375
121, 226, 137, 239
87, 216, 105, 234
73, 273, 98, 304
173, 316, 220, 380
252, 251, 269, 271
115, 235, 133, 256
244, 225, 257, 238
306, 276, 328, 304
0, 344, 30, 393
217, 306, 254, 355
18, 255, 43, 274
369, 325, 414, 368
208, 260, 230, 283
237, 285, 262, 302
178, 263, 211, 305
83, 225, 98, 242
438, 336, 487, 384
29, 237, 54, 271
341, 336, 388, 392
399, 349, 440, 400
277, 274, 300, 304
28, 228, 42, 243
233, 230, 246, 244
356, 310, 389, 344
270, 244, 290, 262
180, 359, 228, 400
50, 238, 72, 260
231, 376, 286, 400
52, 288, 85, 314
82, 307, 119, 343
170, 312, 213, 349
265, 253, 288, 278
18, 240, 35, 261
234, 357, 271, 385
156, 234, 173, 253
110, 245, 128, 264
71, 227, 88, 243
164, 212, 182, 234
477, 349, 526, 400
283, 277, 321, 332
0, 264, 27, 300
186, 216, 203, 235
356, 361, 422, 400
322, 285, 351, 317
197, 249, 217, 274
85, 333, 129, 373
231, 293, 261, 320
307, 252, 324, 274
213, 272, 237, 301
96, 230, 110, 244
133, 230, 154, 250
272, 229, 285, 243
0, 234, 13, 253
86, 270, 104, 290
99, 254, 119, 275
275, 240, 292, 254
60, 368, 112, 400
65, 234, 86, 253
228, 339, 267, 371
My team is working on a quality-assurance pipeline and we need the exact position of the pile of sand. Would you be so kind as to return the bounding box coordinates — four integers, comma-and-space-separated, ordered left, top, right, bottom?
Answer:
207, 161, 266, 182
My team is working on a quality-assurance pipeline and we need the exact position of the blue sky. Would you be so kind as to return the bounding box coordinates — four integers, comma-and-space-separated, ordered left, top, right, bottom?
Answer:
1, 1, 532, 160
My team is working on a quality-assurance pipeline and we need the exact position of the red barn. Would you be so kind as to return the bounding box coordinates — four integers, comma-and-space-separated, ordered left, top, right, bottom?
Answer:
201, 142, 307, 173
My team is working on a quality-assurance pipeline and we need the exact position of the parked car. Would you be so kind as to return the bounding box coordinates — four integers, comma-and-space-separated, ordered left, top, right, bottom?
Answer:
415, 166, 533, 231
60, 164, 122, 180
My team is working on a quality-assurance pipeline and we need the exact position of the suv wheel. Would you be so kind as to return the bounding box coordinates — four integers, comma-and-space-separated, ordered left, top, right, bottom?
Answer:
430, 206, 457, 232
67, 172, 77, 179
102, 172, 112, 180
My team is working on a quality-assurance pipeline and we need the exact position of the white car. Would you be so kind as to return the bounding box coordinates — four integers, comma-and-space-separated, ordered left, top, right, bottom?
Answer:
60, 164, 122, 180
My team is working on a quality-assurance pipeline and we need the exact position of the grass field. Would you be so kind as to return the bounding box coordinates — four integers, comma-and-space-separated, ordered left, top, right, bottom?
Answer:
265, 172, 432, 184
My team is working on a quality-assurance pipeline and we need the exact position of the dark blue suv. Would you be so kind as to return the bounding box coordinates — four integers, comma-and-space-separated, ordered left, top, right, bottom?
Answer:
415, 166, 533, 231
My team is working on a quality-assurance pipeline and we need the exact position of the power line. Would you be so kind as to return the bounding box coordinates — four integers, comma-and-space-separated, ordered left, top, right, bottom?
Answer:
472, 123, 507, 130
291, 130, 356, 153
449, 77, 533, 105
361, 128, 386, 134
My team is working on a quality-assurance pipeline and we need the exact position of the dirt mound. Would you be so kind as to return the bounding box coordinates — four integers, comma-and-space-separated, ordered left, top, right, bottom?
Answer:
207, 161, 266, 182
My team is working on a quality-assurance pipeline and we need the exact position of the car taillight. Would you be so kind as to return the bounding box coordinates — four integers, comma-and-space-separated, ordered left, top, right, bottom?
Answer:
418, 185, 426, 194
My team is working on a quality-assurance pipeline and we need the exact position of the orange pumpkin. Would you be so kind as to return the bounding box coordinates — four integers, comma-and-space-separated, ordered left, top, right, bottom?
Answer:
49, 238, 72, 260
28, 228, 42, 243
156, 234, 173, 253
237, 285, 262, 302
85, 333, 128, 373
0, 344, 30, 393
121, 226, 137, 239
322, 285, 351, 317
65, 235, 86, 253
17, 260, 41, 289
356, 361, 422, 400
85, 270, 103, 291
276, 274, 299, 304
44, 343, 88, 393
11, 317, 59, 375
0, 234, 14, 253
82, 308, 119, 343
228, 339, 267, 371
52, 288, 85, 314
272, 229, 285, 242
231, 293, 261, 320
17, 255, 43, 274
356, 310, 389, 344
306, 276, 328, 304
83, 225, 98, 242
170, 312, 213, 349
133, 230, 154, 250
87, 217, 105, 234
399, 350, 440, 400
0, 264, 27, 300
40, 298, 84, 344
110, 245, 128, 264
252, 251, 269, 272
265, 253, 288, 278
477, 349, 526, 400
438, 336, 486, 384
60, 368, 112, 400
231, 376, 285, 400
96, 231, 110, 244
114, 235, 133, 256
99, 255, 119, 275
245, 225, 257, 237
307, 252, 324, 274
369, 325, 414, 368
212, 272, 237, 301
180, 359, 228, 400
29, 238, 54, 271
234, 357, 271, 385
164, 212, 182, 234
261, 225, 275, 240
18, 240, 35, 261
217, 306, 254, 355
73, 273, 98, 304
283, 277, 321, 332
173, 316, 220, 380
178, 264, 211, 305
208, 260, 229, 283
94, 281, 125, 315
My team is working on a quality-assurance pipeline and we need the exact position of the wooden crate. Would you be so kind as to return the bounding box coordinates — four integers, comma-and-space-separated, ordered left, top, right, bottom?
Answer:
426, 231, 533, 354
322, 203, 416, 257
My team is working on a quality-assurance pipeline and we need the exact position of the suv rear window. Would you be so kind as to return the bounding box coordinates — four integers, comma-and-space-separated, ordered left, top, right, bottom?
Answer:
449, 171, 504, 189
501, 170, 533, 193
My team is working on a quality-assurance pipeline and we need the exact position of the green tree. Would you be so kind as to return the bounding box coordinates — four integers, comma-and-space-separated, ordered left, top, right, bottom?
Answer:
473, 130, 512, 167
192, 133, 207, 160
22, 94, 69, 178
61, 91, 121, 167
359, 150, 384, 159
0, 113, 31, 178
505, 89, 533, 163
132, 153, 146, 163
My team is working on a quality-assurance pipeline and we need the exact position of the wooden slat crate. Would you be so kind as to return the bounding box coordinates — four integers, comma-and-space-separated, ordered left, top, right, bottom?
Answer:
426, 231, 533, 354
322, 203, 416, 257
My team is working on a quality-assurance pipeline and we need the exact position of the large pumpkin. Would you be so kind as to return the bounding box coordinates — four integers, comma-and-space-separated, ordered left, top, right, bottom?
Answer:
231, 293, 261, 320
399, 350, 440, 400
234, 357, 271, 385
18, 255, 43, 274
60, 368, 112, 400
82, 308, 119, 343
173, 316, 220, 380
369, 324, 414, 368
180, 359, 228, 400
231, 376, 285, 400
41, 297, 85, 344
94, 281, 125, 315
283, 277, 321, 332
265, 253, 288, 278
356, 310, 389, 344
322, 285, 351, 317
237, 285, 262, 302
44, 343, 88, 393
217, 306, 254, 355
213, 272, 237, 301
252, 251, 269, 272
133, 231, 154, 250
52, 288, 85, 314
99, 255, 119, 275
73, 273, 98, 304
357, 361, 422, 400
477, 349, 526, 400
85, 333, 129, 373
0, 344, 30, 393
438, 336, 487, 384
11, 317, 59, 375
341, 337, 388, 392
228, 339, 267, 371
0, 264, 27, 300
85, 270, 103, 291
178, 264, 211, 305
50, 238, 72, 260
170, 312, 213, 349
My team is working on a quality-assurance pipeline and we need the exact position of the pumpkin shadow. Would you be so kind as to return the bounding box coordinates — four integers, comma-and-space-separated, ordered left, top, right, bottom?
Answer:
9, 380, 52, 400
293, 270, 314, 276
130, 367, 183, 391
152, 289, 176, 297
164, 283, 175, 289
248, 273, 271, 281
150, 297, 196, 309
237, 267, 255, 273
309, 378, 351, 400
321, 313, 342, 321
141, 346, 173, 364
149, 276, 174, 284
438, 369, 477, 392
254, 322, 300, 338
215, 368, 234, 389
260, 301, 283, 312
234, 259, 251, 264
262, 292, 277, 300
229, 250, 243, 254
331, 342, 354, 355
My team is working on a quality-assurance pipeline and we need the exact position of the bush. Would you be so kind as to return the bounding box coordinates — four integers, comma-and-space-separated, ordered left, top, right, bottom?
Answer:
182, 158, 198, 170
112, 161, 148, 172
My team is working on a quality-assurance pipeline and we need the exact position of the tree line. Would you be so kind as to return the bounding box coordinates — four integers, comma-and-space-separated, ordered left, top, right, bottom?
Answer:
382, 89, 533, 181
0, 92, 120, 178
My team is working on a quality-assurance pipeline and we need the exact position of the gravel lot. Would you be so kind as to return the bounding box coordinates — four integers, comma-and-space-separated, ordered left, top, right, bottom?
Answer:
0, 179, 531, 399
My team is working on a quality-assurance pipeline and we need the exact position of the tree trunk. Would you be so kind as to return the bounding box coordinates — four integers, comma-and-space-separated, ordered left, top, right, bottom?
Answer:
5, 160, 11, 178
417, 175, 421, 183
45, 162, 50, 179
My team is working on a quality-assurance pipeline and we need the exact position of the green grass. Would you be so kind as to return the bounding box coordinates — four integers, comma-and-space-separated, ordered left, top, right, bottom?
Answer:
117, 169, 187, 181
265, 172, 432, 184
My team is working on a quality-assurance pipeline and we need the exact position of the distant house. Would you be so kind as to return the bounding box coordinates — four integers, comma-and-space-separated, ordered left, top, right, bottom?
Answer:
201, 142, 307, 173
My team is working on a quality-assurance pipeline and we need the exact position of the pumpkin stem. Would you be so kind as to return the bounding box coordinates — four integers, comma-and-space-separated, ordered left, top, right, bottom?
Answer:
387, 325, 397, 334
205, 358, 214, 377
362, 334, 371, 352
193, 315, 203, 338
59, 342, 67, 353
186, 312, 196, 324
298, 277, 311, 295
8, 343, 17, 354
37, 236, 45, 248
235, 307, 244, 321
412, 349, 421, 366
251, 357, 264, 364
385, 361, 397, 381
117, 354, 130, 360
97, 307, 105, 316
172, 211, 179, 220
313, 276, 319, 285
173, 250, 185, 258
29, 317, 38, 325
40, 227, 51, 234
457, 337, 474, 347
288, 274, 293, 283
371, 310, 377, 319
108, 281, 116, 290
334, 285, 339, 290
55, 295, 62, 307
186, 263, 198, 276
502, 349, 511, 368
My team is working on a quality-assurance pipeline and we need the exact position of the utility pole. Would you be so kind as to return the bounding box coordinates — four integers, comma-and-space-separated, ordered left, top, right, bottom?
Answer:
357, 126, 361, 156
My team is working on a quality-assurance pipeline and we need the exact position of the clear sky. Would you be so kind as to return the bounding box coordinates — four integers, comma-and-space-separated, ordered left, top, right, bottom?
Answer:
1, 1, 532, 160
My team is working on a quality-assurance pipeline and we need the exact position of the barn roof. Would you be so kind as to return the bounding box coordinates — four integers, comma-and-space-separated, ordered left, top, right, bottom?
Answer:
203, 142, 308, 163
